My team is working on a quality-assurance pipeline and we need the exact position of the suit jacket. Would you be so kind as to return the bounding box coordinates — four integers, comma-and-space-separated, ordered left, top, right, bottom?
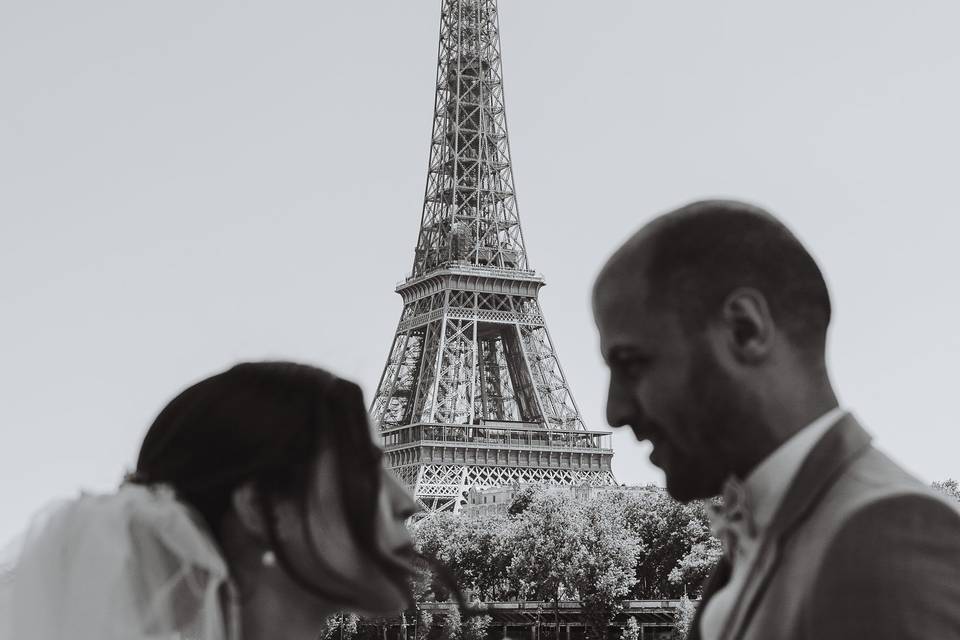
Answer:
687, 414, 960, 640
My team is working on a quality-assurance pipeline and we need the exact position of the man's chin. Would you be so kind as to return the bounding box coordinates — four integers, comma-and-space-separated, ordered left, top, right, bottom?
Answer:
664, 471, 724, 503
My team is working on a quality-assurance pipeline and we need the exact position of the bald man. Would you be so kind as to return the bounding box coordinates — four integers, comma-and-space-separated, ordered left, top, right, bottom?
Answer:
592, 200, 960, 640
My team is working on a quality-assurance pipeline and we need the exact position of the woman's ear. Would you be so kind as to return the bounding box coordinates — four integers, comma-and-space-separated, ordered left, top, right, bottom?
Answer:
231, 482, 269, 541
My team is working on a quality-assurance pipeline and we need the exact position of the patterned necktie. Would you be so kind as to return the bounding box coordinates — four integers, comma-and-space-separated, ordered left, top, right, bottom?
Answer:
705, 477, 758, 564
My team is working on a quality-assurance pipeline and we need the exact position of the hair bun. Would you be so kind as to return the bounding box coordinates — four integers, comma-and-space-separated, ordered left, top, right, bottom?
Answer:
122, 469, 151, 486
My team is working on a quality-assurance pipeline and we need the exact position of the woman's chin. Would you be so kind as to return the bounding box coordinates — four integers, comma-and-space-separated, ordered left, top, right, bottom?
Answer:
351, 582, 414, 617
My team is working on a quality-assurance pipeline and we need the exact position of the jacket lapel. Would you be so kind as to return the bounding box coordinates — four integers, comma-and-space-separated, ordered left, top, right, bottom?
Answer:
718, 413, 873, 640
768, 414, 871, 541
687, 557, 732, 640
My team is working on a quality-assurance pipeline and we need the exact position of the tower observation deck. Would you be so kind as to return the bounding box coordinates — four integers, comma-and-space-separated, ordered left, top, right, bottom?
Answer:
371, 0, 616, 512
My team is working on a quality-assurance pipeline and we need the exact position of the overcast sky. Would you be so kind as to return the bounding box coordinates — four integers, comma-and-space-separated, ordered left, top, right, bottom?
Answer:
2, 1, 959, 541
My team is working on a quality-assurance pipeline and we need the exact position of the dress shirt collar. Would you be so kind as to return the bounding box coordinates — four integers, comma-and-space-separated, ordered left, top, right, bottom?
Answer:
742, 406, 847, 531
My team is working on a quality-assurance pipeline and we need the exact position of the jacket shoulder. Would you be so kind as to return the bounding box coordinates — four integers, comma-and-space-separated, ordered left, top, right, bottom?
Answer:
825, 445, 955, 518
803, 490, 960, 639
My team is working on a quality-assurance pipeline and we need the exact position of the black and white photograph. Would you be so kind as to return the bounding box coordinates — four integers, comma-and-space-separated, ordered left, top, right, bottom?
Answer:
2, 1, 959, 638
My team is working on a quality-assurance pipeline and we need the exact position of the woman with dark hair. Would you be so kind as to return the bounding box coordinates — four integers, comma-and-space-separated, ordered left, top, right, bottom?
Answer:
1, 362, 425, 640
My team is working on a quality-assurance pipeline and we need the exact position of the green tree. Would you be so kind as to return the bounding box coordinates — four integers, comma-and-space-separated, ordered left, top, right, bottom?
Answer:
508, 484, 545, 516
413, 513, 460, 571
668, 537, 723, 597
454, 516, 514, 600
672, 596, 697, 640
615, 487, 717, 599
413, 512, 461, 601
462, 613, 493, 640
619, 617, 640, 640
411, 561, 438, 602
439, 606, 462, 640
506, 491, 584, 640
415, 608, 434, 640
412, 512, 514, 601
570, 496, 640, 640
353, 616, 389, 640
320, 613, 360, 640
933, 479, 960, 503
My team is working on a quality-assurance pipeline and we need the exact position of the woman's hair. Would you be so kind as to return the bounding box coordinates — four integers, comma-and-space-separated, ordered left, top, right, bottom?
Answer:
132, 361, 410, 607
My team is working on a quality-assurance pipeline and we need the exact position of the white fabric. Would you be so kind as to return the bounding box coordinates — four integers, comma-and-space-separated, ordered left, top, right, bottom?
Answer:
699, 406, 846, 640
0, 484, 237, 640
704, 476, 756, 564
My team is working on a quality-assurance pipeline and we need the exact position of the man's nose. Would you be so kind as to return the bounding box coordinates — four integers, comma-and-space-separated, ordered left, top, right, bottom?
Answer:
605, 379, 633, 429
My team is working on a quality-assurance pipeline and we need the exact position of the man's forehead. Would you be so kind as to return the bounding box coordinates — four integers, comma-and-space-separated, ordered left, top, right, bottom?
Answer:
594, 225, 657, 287
593, 254, 653, 317
594, 283, 658, 348
594, 274, 687, 352
596, 306, 687, 369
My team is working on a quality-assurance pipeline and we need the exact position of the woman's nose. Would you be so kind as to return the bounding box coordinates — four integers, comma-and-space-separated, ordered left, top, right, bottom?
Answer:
384, 470, 420, 520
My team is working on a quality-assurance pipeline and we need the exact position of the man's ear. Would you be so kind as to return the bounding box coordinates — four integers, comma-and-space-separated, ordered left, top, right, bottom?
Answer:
722, 287, 775, 363
231, 482, 269, 541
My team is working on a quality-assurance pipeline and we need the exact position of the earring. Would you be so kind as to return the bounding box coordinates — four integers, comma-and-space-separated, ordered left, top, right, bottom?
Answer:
261, 549, 277, 567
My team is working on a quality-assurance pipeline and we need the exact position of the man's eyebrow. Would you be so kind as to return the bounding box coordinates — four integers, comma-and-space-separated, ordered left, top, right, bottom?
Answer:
606, 345, 648, 363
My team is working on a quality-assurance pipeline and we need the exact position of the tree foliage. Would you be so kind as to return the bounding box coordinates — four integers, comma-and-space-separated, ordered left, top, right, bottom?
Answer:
438, 606, 462, 640
505, 491, 583, 639
506, 491, 582, 602
671, 596, 697, 640
462, 613, 493, 640
614, 487, 718, 598
321, 613, 360, 640
415, 609, 434, 640
570, 497, 640, 640
933, 478, 960, 503
619, 617, 640, 640
668, 538, 723, 596
508, 484, 546, 516
411, 483, 720, 640
415, 511, 515, 601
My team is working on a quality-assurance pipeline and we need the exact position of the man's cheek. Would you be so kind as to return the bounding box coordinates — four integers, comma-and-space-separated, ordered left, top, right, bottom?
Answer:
633, 377, 662, 412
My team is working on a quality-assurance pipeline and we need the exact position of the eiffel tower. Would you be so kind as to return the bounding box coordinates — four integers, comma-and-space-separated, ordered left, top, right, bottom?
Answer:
371, 0, 616, 513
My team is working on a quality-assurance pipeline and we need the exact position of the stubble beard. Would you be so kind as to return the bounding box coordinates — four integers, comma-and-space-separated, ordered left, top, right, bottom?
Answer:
666, 342, 764, 501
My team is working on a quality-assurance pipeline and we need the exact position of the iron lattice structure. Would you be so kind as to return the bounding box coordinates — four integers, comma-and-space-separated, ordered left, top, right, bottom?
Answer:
371, 0, 615, 512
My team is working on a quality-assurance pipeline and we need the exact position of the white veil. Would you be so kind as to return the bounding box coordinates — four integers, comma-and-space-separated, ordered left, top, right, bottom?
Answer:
0, 484, 238, 640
